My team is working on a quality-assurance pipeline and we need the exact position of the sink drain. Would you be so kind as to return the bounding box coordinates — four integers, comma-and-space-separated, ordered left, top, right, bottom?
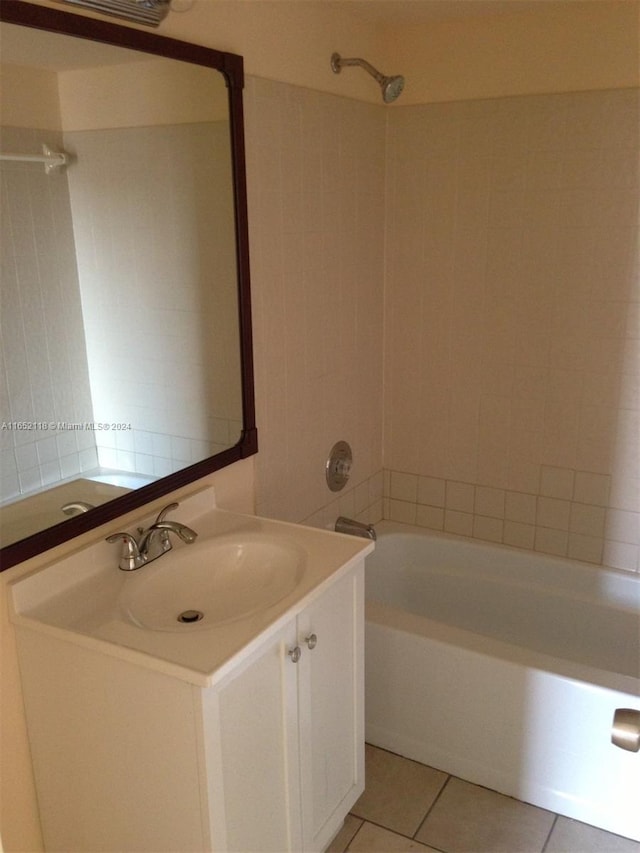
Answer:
177, 609, 204, 624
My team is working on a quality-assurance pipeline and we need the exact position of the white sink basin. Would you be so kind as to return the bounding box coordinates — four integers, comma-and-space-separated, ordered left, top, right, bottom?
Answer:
9, 486, 374, 685
119, 534, 306, 632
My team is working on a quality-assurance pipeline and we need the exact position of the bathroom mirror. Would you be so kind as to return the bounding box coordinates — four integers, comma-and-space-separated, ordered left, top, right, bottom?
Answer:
0, 1, 257, 569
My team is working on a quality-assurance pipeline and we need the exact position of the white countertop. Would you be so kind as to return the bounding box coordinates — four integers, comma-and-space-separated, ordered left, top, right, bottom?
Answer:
10, 487, 374, 687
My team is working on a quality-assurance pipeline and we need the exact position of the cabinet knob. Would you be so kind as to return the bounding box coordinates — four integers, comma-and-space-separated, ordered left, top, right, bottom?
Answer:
288, 646, 302, 663
305, 633, 318, 650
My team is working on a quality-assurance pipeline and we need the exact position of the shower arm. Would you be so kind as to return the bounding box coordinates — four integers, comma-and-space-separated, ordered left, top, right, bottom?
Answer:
331, 54, 386, 86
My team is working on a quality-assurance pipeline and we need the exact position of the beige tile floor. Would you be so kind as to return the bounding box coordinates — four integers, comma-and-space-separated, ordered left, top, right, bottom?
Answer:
329, 745, 640, 853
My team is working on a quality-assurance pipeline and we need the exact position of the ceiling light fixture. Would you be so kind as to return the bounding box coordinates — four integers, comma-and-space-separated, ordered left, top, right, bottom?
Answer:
60, 0, 171, 27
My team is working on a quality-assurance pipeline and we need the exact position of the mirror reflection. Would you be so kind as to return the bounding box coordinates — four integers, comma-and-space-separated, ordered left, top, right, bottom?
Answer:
1, 23, 244, 548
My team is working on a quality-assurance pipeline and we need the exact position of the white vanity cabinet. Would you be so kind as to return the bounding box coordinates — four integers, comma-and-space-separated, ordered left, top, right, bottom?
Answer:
203, 565, 364, 852
14, 560, 365, 852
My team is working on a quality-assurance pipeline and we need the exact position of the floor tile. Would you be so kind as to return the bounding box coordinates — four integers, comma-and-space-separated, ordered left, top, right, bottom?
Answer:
351, 745, 448, 837
545, 816, 640, 853
415, 776, 555, 853
327, 814, 364, 853
347, 821, 440, 852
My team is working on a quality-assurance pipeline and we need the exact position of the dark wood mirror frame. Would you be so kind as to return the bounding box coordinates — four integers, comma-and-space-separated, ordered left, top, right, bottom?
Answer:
0, 0, 257, 571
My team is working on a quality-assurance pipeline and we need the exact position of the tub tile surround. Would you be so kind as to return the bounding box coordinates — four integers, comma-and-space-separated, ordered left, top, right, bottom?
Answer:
384, 465, 639, 571
244, 78, 386, 525
1, 120, 243, 503
330, 745, 640, 853
384, 87, 639, 575
0, 127, 98, 500
303, 469, 384, 532
63, 122, 242, 475
247, 81, 638, 577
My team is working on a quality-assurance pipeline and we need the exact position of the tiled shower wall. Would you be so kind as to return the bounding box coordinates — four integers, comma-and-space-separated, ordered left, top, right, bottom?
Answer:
0, 127, 98, 500
384, 88, 639, 571
1, 121, 241, 498
244, 79, 386, 526
64, 122, 242, 478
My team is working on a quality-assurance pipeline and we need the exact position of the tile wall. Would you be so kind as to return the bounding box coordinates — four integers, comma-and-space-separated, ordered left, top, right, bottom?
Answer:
0, 127, 98, 501
244, 78, 386, 524
384, 88, 639, 571
384, 465, 639, 568
1, 121, 241, 501
65, 121, 242, 477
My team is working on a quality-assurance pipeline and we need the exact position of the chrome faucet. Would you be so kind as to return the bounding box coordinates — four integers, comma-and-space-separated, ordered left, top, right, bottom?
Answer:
106, 502, 197, 571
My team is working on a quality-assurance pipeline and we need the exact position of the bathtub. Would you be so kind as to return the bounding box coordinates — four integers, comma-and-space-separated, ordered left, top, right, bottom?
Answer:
364, 522, 640, 841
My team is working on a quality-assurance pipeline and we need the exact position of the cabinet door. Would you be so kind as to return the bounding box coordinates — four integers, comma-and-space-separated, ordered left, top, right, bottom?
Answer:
201, 620, 303, 853
297, 565, 365, 852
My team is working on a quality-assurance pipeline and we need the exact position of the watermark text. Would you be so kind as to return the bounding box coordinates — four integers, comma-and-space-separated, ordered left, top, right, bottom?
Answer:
1, 421, 132, 432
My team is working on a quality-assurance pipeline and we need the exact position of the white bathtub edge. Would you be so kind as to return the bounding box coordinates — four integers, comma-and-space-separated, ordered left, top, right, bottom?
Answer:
366, 600, 640, 697
365, 616, 640, 842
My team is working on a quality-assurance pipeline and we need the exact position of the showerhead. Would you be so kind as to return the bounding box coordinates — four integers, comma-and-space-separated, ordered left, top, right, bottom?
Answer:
380, 75, 405, 104
331, 52, 405, 103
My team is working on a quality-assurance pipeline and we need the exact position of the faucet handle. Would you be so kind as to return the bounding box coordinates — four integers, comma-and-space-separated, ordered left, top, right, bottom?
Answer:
106, 532, 143, 572
150, 503, 181, 551
154, 502, 179, 524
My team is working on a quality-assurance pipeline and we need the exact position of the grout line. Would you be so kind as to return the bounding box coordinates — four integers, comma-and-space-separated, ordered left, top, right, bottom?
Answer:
346, 817, 449, 853
343, 818, 366, 852
541, 813, 559, 853
411, 773, 453, 843
346, 816, 418, 845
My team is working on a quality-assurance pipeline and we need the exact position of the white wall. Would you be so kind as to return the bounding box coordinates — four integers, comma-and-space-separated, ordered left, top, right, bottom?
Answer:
20, 0, 640, 102
0, 62, 62, 129
385, 1, 640, 104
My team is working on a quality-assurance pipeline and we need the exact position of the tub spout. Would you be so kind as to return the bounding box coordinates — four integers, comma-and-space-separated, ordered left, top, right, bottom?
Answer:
335, 516, 376, 541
